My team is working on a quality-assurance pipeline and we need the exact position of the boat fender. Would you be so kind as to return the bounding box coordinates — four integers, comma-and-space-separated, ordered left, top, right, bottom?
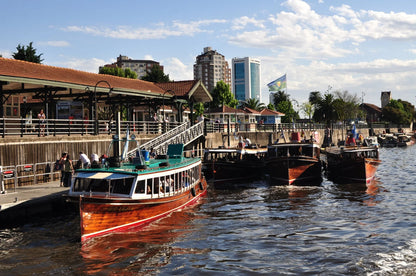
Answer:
199, 181, 204, 191
159, 162, 169, 167
135, 164, 148, 170
191, 187, 196, 197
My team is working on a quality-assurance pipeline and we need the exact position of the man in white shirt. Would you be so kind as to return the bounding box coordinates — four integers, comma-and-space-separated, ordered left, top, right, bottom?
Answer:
79, 152, 91, 168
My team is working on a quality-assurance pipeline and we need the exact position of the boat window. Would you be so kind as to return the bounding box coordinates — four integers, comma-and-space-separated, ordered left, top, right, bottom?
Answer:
73, 178, 109, 193
111, 177, 134, 195
135, 180, 146, 194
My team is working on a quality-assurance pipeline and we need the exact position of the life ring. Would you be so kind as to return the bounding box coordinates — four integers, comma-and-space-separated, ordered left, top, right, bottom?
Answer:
191, 187, 196, 197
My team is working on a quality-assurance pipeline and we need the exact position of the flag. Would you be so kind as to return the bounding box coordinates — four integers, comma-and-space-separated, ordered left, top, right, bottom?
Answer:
351, 124, 357, 139
267, 74, 286, 91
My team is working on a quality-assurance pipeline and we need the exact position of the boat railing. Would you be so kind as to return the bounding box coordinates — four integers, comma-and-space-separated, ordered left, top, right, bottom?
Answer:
127, 121, 205, 158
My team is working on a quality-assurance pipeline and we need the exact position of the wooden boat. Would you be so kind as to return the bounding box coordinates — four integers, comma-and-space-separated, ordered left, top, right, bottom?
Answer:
67, 139, 207, 242
202, 146, 267, 188
324, 146, 381, 184
265, 132, 322, 186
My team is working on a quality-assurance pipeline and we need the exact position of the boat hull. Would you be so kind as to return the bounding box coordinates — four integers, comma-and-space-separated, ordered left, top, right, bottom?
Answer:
265, 156, 322, 186
77, 178, 207, 241
325, 146, 381, 184
327, 157, 380, 184
205, 160, 265, 186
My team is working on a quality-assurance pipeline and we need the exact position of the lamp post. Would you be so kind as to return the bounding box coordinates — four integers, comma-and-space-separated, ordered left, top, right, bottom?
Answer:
93, 80, 112, 135
162, 89, 175, 131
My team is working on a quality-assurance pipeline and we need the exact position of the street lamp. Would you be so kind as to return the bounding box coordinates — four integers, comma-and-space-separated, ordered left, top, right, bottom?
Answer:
93, 80, 112, 135
162, 89, 176, 123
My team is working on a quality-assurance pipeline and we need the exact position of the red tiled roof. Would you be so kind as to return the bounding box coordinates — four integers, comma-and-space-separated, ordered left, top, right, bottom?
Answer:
260, 108, 285, 116
362, 103, 381, 113
0, 57, 164, 94
242, 107, 261, 115
156, 80, 199, 97
209, 105, 245, 114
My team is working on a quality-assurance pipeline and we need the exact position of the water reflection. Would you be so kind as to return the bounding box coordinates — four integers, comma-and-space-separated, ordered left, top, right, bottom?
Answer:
80, 203, 207, 275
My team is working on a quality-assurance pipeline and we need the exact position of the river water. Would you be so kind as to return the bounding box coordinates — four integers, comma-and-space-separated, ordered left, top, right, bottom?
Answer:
1, 146, 416, 275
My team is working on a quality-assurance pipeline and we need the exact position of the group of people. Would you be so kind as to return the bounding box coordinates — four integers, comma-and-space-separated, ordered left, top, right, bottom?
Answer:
58, 151, 104, 187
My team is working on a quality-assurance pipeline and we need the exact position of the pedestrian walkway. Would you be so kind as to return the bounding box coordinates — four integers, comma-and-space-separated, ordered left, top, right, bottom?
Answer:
0, 180, 68, 211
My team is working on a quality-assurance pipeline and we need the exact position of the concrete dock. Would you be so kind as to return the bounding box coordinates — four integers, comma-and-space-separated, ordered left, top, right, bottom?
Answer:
0, 181, 71, 227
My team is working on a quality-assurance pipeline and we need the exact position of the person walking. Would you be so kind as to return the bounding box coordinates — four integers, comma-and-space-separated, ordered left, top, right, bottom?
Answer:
63, 154, 74, 187
37, 108, 46, 136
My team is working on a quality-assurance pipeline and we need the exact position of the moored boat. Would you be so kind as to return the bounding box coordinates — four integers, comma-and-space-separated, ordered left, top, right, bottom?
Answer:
202, 146, 267, 188
265, 132, 322, 186
67, 141, 207, 242
324, 146, 381, 184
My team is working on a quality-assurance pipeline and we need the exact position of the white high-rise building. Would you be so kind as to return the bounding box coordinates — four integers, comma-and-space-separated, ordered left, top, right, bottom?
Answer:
231, 57, 261, 102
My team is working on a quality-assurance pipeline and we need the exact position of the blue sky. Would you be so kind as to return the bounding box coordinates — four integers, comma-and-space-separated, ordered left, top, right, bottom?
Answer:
2, 0, 416, 110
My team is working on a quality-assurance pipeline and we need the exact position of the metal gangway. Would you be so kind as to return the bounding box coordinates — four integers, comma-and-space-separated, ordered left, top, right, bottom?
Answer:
127, 121, 204, 158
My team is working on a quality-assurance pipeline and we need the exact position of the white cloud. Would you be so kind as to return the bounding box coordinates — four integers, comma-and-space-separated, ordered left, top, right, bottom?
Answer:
231, 16, 265, 30
163, 57, 192, 80
38, 41, 70, 47
52, 57, 109, 73
0, 50, 12, 58
62, 19, 227, 40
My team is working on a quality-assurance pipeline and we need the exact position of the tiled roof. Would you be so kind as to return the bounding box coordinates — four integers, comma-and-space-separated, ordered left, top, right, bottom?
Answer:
156, 80, 199, 97
0, 57, 164, 94
242, 107, 261, 115
209, 105, 245, 114
260, 108, 285, 116
362, 103, 381, 113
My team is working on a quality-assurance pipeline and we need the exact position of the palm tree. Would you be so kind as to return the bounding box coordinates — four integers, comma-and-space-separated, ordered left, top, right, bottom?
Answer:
241, 98, 266, 111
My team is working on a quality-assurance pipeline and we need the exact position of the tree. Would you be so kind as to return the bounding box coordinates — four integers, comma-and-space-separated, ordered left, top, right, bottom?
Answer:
99, 66, 138, 79
12, 42, 43, 63
272, 91, 290, 105
382, 99, 414, 125
312, 93, 336, 125
210, 81, 238, 108
275, 100, 299, 123
300, 102, 314, 121
141, 64, 170, 83
267, 103, 275, 111
241, 98, 265, 111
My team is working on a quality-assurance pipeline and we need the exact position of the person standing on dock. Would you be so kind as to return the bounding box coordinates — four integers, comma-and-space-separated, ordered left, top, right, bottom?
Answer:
37, 108, 46, 136
58, 152, 67, 187
63, 155, 74, 187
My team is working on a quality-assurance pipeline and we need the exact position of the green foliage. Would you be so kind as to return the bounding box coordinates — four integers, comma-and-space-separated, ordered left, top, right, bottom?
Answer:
382, 99, 414, 124
99, 66, 137, 79
272, 91, 298, 123
141, 64, 170, 83
241, 98, 266, 111
300, 102, 314, 120
275, 100, 299, 123
312, 93, 336, 125
210, 81, 238, 108
272, 91, 290, 105
12, 42, 43, 63
267, 103, 275, 111
194, 102, 205, 116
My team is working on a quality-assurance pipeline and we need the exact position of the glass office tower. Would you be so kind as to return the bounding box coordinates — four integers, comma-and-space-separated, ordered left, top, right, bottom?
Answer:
232, 57, 261, 102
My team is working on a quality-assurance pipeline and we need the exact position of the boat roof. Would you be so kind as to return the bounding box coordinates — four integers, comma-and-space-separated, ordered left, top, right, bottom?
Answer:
75, 156, 200, 176
325, 146, 378, 154
204, 147, 268, 154
268, 142, 320, 148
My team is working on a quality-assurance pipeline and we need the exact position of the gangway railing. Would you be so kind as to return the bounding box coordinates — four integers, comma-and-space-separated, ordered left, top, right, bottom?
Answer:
127, 121, 204, 158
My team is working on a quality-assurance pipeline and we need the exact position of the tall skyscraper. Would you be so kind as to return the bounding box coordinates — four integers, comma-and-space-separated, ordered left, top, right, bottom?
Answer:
231, 57, 261, 102
193, 47, 231, 93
